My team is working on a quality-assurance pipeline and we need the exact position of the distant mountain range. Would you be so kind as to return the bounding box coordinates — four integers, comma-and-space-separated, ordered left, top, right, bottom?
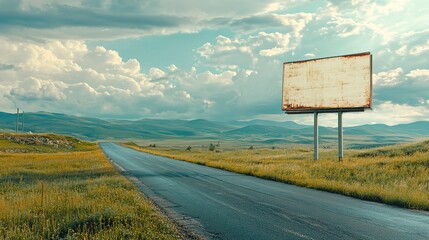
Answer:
1, 111, 428, 148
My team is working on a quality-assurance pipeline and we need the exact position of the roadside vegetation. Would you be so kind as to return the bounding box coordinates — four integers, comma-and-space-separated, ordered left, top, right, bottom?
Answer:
124, 140, 429, 211
0, 133, 95, 153
0, 133, 182, 239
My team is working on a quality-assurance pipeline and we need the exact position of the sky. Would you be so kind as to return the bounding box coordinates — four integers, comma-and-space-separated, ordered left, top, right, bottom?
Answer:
0, 0, 428, 126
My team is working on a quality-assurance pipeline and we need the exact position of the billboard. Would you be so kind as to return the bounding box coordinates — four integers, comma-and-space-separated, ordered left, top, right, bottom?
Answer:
282, 52, 372, 112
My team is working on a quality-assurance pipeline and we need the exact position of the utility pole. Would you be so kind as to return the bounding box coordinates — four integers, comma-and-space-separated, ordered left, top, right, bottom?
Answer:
16, 108, 19, 133
21, 111, 25, 133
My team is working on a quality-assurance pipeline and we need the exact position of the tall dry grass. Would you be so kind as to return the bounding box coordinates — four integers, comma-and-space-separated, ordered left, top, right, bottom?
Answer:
124, 140, 429, 211
0, 134, 182, 239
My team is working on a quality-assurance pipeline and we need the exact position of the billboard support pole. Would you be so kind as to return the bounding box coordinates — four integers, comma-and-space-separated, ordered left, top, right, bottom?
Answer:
314, 112, 319, 160
338, 111, 343, 161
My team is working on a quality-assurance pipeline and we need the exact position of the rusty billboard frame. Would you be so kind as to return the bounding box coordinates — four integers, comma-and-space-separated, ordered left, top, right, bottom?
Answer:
282, 52, 372, 114
282, 52, 373, 161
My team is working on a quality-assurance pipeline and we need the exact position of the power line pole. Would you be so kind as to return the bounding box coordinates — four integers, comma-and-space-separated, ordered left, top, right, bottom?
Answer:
15, 108, 19, 133
21, 111, 25, 133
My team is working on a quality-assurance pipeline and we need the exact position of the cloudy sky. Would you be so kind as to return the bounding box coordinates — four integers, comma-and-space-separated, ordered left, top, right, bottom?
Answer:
0, 0, 428, 126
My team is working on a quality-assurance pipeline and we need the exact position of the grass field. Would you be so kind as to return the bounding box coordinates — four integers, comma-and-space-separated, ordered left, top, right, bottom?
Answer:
124, 140, 429, 211
0, 133, 183, 239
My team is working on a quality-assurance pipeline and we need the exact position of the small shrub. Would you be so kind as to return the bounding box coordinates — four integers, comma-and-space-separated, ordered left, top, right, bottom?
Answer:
208, 143, 215, 151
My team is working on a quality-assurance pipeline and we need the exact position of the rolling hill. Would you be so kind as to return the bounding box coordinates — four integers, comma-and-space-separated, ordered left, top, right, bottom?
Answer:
0, 111, 428, 148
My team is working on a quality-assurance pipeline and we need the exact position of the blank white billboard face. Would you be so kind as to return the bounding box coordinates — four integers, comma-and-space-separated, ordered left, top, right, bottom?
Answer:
282, 52, 372, 112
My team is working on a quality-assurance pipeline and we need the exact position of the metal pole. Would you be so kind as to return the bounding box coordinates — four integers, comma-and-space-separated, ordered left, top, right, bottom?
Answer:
314, 112, 319, 160
16, 108, 19, 133
338, 111, 343, 161
21, 111, 24, 133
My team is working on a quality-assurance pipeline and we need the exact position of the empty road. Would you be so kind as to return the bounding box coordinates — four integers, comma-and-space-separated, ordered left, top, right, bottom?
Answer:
99, 142, 429, 240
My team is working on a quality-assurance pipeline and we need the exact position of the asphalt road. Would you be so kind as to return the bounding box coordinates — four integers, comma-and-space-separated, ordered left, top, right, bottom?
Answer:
99, 142, 429, 240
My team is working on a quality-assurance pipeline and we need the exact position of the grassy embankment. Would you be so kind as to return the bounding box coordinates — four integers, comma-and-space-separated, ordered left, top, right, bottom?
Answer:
0, 133, 182, 239
124, 140, 429, 211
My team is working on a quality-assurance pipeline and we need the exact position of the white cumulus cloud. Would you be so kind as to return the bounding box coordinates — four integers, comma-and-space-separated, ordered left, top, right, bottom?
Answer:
406, 69, 429, 79
409, 40, 429, 56
373, 68, 403, 86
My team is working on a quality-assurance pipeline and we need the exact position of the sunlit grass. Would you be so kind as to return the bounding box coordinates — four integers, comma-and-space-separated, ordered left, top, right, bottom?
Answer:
124, 140, 429, 211
0, 133, 95, 153
0, 134, 182, 239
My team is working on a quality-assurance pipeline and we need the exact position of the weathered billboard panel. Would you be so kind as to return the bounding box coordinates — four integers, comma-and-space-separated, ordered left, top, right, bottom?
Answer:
282, 52, 372, 112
